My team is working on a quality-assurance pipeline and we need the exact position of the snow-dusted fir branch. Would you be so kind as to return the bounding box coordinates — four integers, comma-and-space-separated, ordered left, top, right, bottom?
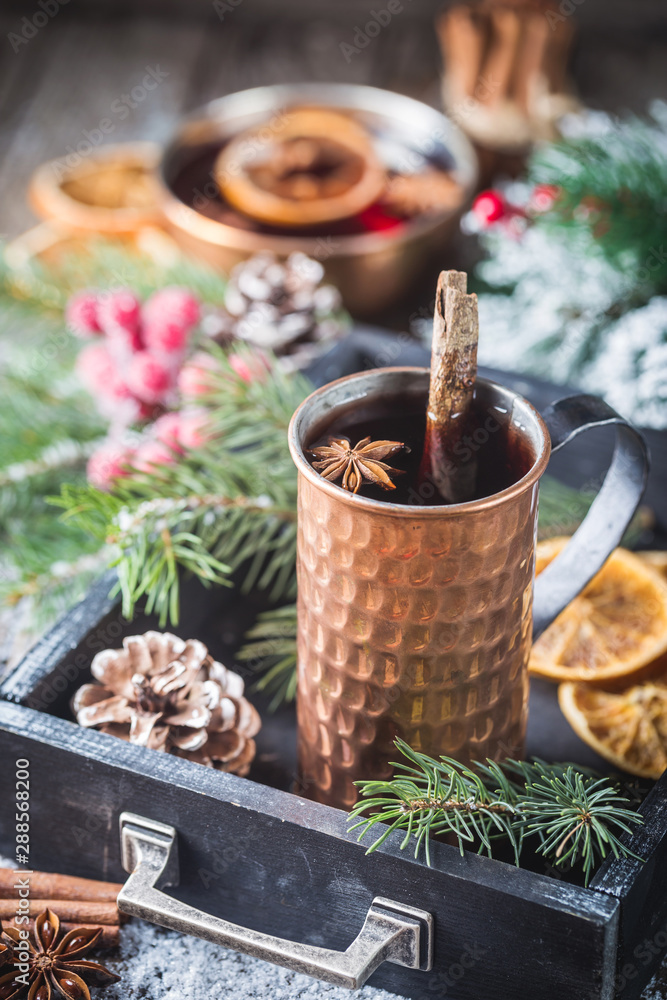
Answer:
109, 493, 295, 544
446, 106, 667, 428
0, 437, 102, 489
349, 739, 645, 884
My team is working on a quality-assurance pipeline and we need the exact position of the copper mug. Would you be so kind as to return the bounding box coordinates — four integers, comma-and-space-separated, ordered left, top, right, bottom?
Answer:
288, 367, 648, 810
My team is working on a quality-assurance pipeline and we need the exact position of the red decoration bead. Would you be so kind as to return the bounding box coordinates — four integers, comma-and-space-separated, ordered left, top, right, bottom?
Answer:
472, 190, 506, 226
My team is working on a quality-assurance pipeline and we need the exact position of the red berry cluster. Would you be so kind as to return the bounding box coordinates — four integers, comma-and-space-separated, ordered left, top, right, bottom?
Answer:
68, 286, 201, 426
86, 408, 213, 490
471, 184, 560, 234
76, 295, 272, 491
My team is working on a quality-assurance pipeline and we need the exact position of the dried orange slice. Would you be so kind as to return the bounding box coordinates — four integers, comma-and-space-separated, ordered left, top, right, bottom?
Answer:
559, 679, 667, 779
529, 538, 667, 683
637, 550, 667, 580
215, 108, 386, 227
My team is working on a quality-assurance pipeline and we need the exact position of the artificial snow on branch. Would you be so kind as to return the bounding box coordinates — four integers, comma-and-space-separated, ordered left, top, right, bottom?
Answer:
434, 105, 667, 428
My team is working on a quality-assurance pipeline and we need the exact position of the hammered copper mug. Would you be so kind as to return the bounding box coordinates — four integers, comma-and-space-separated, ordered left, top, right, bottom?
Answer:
288, 368, 648, 810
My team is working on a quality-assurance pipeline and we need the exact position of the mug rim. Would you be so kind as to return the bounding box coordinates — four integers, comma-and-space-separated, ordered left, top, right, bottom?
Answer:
288, 366, 552, 516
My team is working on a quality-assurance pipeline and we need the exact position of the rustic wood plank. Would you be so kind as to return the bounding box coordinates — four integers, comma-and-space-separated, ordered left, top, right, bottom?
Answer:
375, 16, 442, 102
0, 699, 620, 1000
572, 30, 667, 112
592, 778, 667, 1000
187, 14, 398, 101
0, 15, 208, 237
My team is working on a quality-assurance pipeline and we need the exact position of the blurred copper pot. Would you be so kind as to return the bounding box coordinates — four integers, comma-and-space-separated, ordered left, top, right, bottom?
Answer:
157, 84, 478, 316
18, 86, 477, 317
288, 368, 648, 809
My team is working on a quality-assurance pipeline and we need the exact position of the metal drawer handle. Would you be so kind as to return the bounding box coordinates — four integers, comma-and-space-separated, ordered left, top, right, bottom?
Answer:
117, 812, 433, 989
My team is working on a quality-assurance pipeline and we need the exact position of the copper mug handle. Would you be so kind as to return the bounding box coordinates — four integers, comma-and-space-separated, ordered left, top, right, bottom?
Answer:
532, 394, 649, 639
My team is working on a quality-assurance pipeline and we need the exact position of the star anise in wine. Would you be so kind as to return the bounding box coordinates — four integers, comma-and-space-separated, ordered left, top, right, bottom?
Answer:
309, 436, 405, 494
0, 909, 120, 1000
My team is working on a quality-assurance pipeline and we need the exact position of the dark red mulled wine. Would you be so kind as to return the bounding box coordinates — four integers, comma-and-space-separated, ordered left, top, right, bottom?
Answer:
306, 389, 534, 505
168, 141, 456, 238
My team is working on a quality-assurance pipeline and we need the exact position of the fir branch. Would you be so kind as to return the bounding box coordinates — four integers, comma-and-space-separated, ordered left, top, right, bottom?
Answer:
9, 235, 228, 307
0, 437, 101, 491
53, 349, 310, 625
237, 604, 298, 710
350, 740, 644, 884
0, 254, 109, 637
531, 110, 667, 294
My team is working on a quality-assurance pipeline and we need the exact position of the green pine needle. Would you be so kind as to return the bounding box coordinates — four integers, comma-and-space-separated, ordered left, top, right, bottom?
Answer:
237, 605, 299, 710
52, 347, 311, 626
349, 739, 644, 885
531, 112, 667, 295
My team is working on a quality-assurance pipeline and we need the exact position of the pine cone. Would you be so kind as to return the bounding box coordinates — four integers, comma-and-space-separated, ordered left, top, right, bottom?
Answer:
214, 251, 347, 371
72, 631, 261, 776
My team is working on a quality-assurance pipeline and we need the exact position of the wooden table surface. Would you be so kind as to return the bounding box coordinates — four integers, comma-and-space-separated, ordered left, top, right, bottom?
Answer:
2, 3, 667, 246
1, 6, 667, 997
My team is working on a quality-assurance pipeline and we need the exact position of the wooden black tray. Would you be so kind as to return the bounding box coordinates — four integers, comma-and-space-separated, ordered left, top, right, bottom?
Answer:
1, 328, 666, 1000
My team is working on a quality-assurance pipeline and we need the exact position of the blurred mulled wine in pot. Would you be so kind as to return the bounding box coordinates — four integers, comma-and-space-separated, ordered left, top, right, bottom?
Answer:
157, 84, 478, 315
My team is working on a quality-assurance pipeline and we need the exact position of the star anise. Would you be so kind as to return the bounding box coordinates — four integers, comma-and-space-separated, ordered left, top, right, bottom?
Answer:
0, 909, 120, 1000
309, 436, 405, 494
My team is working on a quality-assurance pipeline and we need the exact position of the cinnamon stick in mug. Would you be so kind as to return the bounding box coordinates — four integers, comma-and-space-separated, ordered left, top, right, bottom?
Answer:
419, 269, 479, 503
0, 867, 122, 902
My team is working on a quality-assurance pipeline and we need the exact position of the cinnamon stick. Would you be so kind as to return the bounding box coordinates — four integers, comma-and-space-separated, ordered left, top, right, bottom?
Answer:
420, 270, 479, 503
8, 918, 120, 950
512, 11, 550, 115
479, 8, 522, 108
0, 900, 123, 924
0, 868, 123, 902
438, 6, 487, 104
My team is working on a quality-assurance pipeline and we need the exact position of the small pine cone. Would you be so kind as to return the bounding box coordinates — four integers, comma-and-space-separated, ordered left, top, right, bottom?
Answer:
72, 631, 261, 776
218, 251, 346, 366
